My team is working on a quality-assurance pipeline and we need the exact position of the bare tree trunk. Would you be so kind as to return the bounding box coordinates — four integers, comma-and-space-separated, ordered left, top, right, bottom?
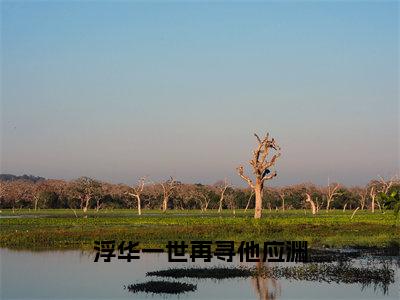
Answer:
162, 196, 168, 212
351, 207, 360, 219
325, 181, 340, 211
128, 177, 146, 216
161, 177, 176, 212
218, 193, 225, 213
376, 199, 382, 211
135, 195, 141, 215
83, 195, 90, 214
305, 193, 316, 215
371, 196, 375, 213
69, 207, 78, 218
254, 182, 263, 219
217, 179, 229, 213
343, 203, 347, 212
82, 197, 89, 218
204, 198, 210, 211
244, 190, 254, 212
370, 187, 375, 213
95, 199, 103, 212
34, 196, 39, 211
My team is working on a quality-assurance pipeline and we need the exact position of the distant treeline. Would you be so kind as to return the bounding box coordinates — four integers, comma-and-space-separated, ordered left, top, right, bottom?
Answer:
0, 174, 45, 183
0, 174, 399, 212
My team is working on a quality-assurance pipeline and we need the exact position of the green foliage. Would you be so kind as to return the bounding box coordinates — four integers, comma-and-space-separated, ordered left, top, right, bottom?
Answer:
38, 191, 59, 209
0, 209, 398, 250
333, 188, 358, 209
380, 190, 400, 218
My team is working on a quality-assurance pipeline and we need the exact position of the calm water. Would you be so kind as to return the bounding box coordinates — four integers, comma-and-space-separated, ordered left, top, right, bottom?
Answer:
1, 248, 399, 300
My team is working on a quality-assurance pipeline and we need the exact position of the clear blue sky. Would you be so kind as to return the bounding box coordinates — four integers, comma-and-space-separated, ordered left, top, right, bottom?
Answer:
1, 1, 398, 186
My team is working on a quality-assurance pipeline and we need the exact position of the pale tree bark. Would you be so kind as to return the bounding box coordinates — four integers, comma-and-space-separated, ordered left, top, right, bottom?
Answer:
71, 208, 78, 218
351, 207, 360, 219
34, 196, 39, 211
252, 260, 281, 300
70, 177, 102, 217
244, 190, 255, 212
82, 194, 91, 214
356, 187, 368, 210
279, 193, 285, 211
360, 196, 366, 210
376, 175, 398, 211
315, 197, 321, 213
325, 181, 340, 211
160, 177, 176, 212
370, 186, 376, 213
217, 178, 230, 213
95, 199, 104, 212
128, 177, 147, 215
237, 133, 281, 219
305, 193, 316, 215
189, 185, 211, 212
198, 189, 211, 212
199, 194, 210, 212
378, 175, 396, 194
80, 194, 91, 218
225, 193, 237, 215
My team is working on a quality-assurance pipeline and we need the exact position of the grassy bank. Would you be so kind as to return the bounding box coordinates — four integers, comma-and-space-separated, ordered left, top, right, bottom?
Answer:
0, 209, 398, 250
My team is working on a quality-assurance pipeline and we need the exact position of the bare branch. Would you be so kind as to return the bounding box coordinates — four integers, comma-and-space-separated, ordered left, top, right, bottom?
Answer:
236, 166, 255, 189
254, 133, 262, 144
262, 171, 277, 182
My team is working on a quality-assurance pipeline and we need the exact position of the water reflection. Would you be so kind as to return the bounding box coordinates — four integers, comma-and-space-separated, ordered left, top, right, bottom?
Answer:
1, 248, 399, 299
252, 260, 281, 300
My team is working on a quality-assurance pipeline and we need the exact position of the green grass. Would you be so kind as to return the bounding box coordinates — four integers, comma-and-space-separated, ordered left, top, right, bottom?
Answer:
0, 209, 398, 250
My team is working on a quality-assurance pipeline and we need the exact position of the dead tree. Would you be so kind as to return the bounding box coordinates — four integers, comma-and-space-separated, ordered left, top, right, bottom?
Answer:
193, 185, 212, 212
305, 193, 316, 215
315, 197, 321, 213
216, 178, 230, 213
70, 177, 102, 216
278, 189, 286, 212
128, 177, 147, 215
95, 199, 104, 212
376, 175, 398, 211
378, 175, 396, 194
252, 260, 281, 300
360, 188, 367, 210
237, 133, 281, 219
351, 207, 360, 219
353, 186, 368, 210
370, 186, 377, 213
225, 192, 237, 216
366, 176, 398, 213
197, 192, 211, 212
160, 177, 176, 212
325, 181, 340, 211
244, 189, 255, 212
